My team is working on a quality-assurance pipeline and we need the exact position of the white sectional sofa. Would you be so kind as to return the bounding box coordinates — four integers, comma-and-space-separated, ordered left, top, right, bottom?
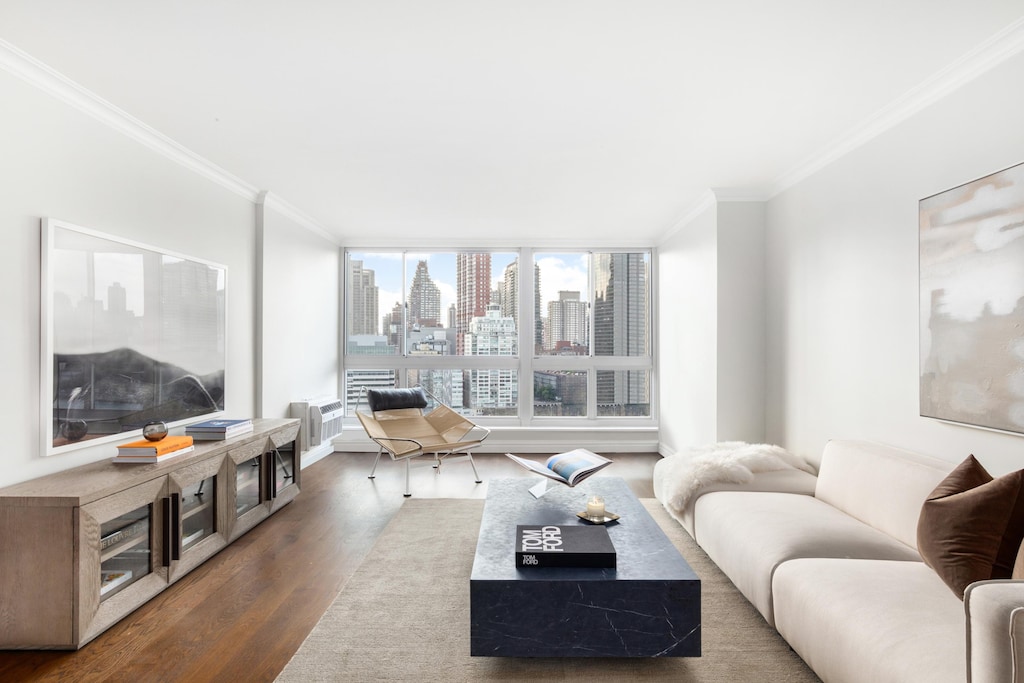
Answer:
653, 439, 1024, 683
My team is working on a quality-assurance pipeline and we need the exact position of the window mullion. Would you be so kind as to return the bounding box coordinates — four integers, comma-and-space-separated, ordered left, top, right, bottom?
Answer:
520, 247, 533, 426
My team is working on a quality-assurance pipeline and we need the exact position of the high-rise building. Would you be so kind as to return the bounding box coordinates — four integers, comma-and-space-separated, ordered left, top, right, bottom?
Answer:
345, 368, 396, 414
464, 304, 517, 413
593, 253, 648, 409
497, 259, 542, 350
545, 290, 588, 353
160, 260, 224, 373
409, 368, 464, 409
446, 303, 457, 330
407, 328, 448, 355
456, 252, 491, 354
465, 304, 517, 356
382, 301, 403, 349
408, 260, 441, 328
348, 260, 379, 336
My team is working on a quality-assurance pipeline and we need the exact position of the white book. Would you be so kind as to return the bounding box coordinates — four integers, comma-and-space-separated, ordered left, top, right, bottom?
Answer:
504, 449, 612, 487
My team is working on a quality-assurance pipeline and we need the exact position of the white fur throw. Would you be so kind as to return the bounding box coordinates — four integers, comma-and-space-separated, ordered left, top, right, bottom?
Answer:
658, 441, 814, 515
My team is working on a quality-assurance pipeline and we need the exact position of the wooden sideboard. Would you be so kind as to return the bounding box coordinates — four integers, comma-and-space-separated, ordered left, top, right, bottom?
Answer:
0, 418, 301, 649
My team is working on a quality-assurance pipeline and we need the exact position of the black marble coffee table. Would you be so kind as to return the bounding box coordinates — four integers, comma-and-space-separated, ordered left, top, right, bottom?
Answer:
470, 477, 701, 657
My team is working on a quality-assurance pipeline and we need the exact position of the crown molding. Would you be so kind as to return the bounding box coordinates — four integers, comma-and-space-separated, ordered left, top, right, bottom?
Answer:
770, 16, 1024, 196
258, 192, 338, 243
657, 190, 717, 244
656, 187, 775, 244
0, 38, 260, 202
711, 187, 772, 202
659, 15, 1024, 244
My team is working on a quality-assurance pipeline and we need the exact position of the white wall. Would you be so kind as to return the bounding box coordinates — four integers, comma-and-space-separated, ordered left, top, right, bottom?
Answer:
717, 201, 767, 442
658, 198, 768, 455
658, 202, 719, 453
765, 51, 1024, 474
257, 201, 341, 418
0, 71, 257, 487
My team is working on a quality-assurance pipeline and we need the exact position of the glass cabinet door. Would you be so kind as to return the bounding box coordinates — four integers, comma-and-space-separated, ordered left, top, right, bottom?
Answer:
166, 454, 229, 581
180, 475, 215, 552
235, 457, 263, 517
272, 443, 296, 497
99, 505, 151, 601
79, 476, 168, 646
227, 440, 270, 540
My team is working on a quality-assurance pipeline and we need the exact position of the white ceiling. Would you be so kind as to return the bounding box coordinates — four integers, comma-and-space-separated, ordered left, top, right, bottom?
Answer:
2, 2, 1023, 246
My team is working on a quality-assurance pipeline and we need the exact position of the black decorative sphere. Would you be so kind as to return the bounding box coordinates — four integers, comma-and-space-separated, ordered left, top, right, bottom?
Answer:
61, 419, 88, 441
142, 421, 168, 441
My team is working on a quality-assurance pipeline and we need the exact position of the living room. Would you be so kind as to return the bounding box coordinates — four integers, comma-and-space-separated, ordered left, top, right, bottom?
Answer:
2, 3, 1024, 681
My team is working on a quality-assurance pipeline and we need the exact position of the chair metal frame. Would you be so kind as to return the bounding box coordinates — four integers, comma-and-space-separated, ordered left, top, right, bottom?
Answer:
355, 385, 488, 497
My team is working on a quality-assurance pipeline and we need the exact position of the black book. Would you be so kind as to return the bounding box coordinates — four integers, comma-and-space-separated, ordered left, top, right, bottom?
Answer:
514, 525, 616, 569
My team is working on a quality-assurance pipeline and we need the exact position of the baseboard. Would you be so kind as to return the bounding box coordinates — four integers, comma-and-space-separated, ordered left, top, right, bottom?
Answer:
332, 427, 659, 454
299, 442, 335, 468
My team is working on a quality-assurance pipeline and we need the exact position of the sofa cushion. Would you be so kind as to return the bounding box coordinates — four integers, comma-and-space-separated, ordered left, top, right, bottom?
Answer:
917, 455, 1024, 598
772, 558, 965, 683
653, 468, 817, 538
694, 491, 922, 625
814, 440, 954, 549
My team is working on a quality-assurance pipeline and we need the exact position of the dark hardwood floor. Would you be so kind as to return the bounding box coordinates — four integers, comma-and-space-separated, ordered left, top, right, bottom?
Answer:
0, 452, 659, 683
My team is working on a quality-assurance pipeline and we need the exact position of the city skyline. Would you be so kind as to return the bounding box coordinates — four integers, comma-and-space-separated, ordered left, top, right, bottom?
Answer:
347, 251, 647, 351
349, 251, 589, 331
345, 250, 650, 416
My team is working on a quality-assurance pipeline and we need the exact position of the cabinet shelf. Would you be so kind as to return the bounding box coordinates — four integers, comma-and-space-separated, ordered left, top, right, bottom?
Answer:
100, 534, 148, 563
181, 500, 213, 521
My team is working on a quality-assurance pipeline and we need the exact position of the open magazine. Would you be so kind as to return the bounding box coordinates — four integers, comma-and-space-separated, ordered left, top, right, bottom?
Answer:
505, 449, 612, 487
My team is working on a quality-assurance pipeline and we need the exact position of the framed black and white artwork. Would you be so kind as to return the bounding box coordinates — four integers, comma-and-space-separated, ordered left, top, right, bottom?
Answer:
42, 218, 227, 455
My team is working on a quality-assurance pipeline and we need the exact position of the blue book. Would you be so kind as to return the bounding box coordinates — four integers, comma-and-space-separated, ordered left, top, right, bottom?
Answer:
186, 418, 253, 432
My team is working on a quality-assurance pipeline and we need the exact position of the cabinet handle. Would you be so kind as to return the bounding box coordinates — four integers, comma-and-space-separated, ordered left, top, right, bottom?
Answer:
162, 493, 182, 567
170, 492, 181, 560
264, 451, 277, 501
162, 496, 172, 567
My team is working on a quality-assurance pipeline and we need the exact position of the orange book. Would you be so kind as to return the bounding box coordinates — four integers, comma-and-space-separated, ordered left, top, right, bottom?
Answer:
117, 435, 194, 456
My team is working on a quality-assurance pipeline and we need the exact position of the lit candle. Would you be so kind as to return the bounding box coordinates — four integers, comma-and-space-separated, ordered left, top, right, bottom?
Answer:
586, 495, 605, 519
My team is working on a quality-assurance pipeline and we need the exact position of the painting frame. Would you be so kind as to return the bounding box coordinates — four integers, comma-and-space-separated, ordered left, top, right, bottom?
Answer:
41, 218, 228, 456
919, 161, 1024, 436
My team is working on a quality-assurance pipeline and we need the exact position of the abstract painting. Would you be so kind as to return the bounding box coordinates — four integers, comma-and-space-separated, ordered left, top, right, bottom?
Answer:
42, 219, 227, 455
920, 161, 1024, 435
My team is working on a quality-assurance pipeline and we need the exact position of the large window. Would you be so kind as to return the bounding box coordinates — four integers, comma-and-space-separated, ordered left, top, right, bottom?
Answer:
534, 252, 651, 418
344, 249, 652, 422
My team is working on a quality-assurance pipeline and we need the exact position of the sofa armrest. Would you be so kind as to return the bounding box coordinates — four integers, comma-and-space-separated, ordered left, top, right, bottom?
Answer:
1013, 607, 1024, 682
965, 580, 1024, 682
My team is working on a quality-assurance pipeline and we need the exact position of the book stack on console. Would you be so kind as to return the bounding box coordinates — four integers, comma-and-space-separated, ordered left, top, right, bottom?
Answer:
515, 524, 617, 569
113, 435, 195, 464
185, 418, 253, 440
100, 569, 133, 596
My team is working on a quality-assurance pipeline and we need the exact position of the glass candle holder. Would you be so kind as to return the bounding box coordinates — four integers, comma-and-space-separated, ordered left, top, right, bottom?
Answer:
586, 495, 605, 518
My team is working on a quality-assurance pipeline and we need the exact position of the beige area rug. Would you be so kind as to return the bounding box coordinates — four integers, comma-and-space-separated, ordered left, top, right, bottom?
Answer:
276, 498, 819, 682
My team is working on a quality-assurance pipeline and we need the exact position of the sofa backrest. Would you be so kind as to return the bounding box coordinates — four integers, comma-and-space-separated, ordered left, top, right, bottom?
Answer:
814, 439, 955, 550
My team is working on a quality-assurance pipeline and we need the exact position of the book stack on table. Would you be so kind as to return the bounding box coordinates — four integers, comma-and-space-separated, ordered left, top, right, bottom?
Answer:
185, 418, 253, 440
113, 435, 195, 464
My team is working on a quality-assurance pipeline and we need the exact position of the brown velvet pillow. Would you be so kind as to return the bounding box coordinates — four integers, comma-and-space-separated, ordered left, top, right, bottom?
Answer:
917, 455, 1024, 599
